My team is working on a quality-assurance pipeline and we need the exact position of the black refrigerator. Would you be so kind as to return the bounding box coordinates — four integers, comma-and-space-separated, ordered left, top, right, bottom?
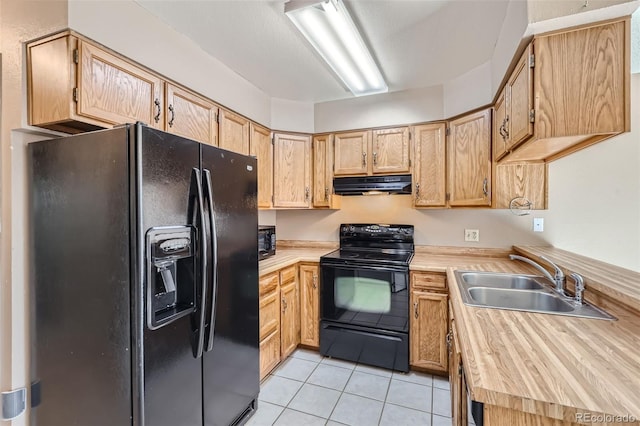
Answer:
29, 123, 259, 426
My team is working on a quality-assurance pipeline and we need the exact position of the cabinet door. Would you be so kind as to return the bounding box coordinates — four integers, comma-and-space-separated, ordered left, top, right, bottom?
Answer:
165, 83, 218, 145
219, 108, 250, 155
78, 40, 164, 129
312, 135, 333, 208
493, 88, 508, 161
260, 330, 281, 380
259, 290, 280, 341
412, 124, 446, 207
250, 123, 273, 209
447, 109, 492, 207
371, 127, 410, 174
410, 291, 448, 372
273, 133, 312, 208
493, 162, 547, 209
450, 320, 468, 426
299, 264, 320, 348
506, 43, 534, 151
280, 280, 299, 359
333, 130, 371, 176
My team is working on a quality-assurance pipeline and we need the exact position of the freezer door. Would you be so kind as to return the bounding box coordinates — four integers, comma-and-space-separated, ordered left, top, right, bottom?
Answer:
138, 125, 203, 426
201, 145, 259, 426
29, 127, 132, 426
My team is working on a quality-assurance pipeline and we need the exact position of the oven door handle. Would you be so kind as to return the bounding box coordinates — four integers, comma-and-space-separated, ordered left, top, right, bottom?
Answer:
322, 324, 404, 342
320, 262, 408, 273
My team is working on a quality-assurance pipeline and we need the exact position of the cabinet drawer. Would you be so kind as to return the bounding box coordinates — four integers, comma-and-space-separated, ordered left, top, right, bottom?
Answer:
280, 265, 297, 285
259, 290, 280, 341
411, 272, 447, 291
259, 329, 281, 380
259, 272, 279, 296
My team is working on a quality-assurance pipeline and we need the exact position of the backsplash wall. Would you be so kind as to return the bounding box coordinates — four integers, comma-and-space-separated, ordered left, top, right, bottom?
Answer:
275, 196, 548, 248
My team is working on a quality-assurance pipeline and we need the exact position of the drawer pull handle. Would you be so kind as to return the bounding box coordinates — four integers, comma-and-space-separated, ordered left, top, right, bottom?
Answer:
413, 302, 419, 319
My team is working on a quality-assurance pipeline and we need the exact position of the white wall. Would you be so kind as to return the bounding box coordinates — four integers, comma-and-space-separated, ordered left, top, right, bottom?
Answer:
491, 0, 529, 96
527, 0, 635, 23
544, 73, 640, 271
443, 61, 492, 118
68, 0, 272, 127
271, 98, 314, 133
314, 85, 444, 133
276, 196, 548, 247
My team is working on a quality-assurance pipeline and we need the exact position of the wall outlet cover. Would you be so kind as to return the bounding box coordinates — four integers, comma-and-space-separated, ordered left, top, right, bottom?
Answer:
464, 229, 480, 242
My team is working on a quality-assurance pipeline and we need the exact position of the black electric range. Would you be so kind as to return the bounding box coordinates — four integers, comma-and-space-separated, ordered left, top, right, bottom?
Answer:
319, 224, 414, 372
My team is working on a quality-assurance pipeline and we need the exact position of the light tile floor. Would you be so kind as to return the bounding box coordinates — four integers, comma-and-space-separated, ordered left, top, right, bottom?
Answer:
249, 349, 477, 426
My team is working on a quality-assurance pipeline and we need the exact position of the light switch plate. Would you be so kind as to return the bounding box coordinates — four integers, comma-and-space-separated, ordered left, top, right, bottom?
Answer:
533, 218, 544, 232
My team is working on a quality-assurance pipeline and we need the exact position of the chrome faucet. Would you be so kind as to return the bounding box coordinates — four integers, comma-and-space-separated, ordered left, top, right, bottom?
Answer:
570, 273, 585, 305
509, 254, 566, 296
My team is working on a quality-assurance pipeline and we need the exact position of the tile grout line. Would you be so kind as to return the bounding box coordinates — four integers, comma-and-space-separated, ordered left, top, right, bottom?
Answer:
324, 359, 357, 425
271, 356, 323, 425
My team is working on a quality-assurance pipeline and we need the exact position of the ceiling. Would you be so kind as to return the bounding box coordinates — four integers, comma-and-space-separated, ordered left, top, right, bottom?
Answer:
135, 0, 511, 103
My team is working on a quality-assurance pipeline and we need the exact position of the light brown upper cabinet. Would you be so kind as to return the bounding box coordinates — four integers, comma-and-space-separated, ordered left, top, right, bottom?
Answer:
412, 123, 447, 208
28, 32, 164, 134
165, 83, 218, 145
273, 133, 312, 208
219, 109, 250, 155
313, 134, 340, 208
499, 19, 629, 163
493, 162, 547, 209
333, 130, 371, 176
333, 128, 411, 177
493, 88, 508, 160
447, 109, 492, 207
250, 123, 273, 209
371, 127, 411, 174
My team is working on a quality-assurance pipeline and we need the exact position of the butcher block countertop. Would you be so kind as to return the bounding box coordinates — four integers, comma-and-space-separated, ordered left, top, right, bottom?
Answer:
447, 250, 640, 424
259, 242, 640, 423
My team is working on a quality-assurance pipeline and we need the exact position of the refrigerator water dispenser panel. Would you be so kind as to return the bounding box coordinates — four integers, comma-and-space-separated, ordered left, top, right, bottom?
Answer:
146, 226, 196, 329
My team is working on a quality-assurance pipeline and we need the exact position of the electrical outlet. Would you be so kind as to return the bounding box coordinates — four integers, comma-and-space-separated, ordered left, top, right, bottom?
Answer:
533, 217, 544, 232
464, 229, 480, 242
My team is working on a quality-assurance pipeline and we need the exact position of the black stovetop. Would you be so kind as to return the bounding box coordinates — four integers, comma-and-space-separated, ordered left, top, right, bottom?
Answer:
321, 224, 415, 267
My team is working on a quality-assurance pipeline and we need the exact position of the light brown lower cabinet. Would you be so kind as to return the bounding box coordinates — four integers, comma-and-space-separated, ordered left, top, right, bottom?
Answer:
409, 272, 449, 373
259, 330, 280, 381
299, 263, 320, 348
449, 317, 468, 426
280, 268, 300, 359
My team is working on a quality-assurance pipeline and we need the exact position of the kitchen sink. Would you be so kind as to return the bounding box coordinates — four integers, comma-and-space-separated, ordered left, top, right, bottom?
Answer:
459, 272, 545, 290
454, 271, 616, 320
467, 287, 574, 312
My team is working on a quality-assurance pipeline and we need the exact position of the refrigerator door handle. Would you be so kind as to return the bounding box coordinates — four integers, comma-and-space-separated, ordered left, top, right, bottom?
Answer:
203, 169, 219, 352
192, 168, 208, 359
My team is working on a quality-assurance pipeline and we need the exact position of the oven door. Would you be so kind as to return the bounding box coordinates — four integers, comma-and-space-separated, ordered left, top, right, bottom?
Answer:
320, 262, 409, 333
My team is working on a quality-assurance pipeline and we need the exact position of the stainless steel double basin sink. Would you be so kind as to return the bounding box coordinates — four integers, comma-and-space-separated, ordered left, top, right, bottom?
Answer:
455, 271, 615, 320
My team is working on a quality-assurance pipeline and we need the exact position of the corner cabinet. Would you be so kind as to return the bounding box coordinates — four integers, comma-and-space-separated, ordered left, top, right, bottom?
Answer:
410, 272, 448, 373
250, 123, 273, 209
299, 263, 320, 348
273, 133, 312, 208
28, 33, 165, 133
447, 109, 492, 207
412, 123, 447, 207
499, 19, 630, 163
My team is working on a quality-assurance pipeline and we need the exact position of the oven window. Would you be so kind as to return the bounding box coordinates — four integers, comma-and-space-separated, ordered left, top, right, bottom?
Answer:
335, 277, 391, 314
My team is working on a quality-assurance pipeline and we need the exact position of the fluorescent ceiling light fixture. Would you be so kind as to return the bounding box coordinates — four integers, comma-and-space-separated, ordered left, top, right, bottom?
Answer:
285, 0, 388, 96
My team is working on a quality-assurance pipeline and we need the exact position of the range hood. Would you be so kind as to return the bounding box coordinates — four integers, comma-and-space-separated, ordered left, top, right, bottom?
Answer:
333, 175, 412, 196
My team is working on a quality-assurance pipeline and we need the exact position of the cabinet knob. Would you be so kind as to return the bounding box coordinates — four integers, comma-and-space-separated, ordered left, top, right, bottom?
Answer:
154, 98, 161, 123
168, 104, 175, 128
362, 152, 367, 167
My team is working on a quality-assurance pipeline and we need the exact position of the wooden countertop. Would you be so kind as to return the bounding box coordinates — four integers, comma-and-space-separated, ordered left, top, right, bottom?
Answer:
447, 258, 640, 423
258, 247, 336, 276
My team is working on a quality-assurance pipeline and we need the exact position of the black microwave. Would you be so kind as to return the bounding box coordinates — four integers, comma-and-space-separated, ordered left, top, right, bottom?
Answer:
258, 226, 276, 261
